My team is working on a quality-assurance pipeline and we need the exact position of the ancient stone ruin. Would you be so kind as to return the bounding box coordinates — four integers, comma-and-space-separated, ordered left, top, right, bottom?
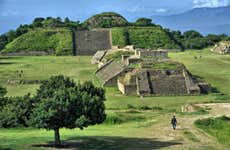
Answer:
211, 41, 230, 54
74, 29, 112, 55
95, 49, 210, 96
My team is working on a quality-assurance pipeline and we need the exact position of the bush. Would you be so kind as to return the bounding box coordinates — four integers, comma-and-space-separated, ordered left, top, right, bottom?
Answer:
0, 85, 6, 97
0, 94, 34, 128
111, 28, 129, 47
126, 104, 136, 109
135, 18, 153, 26
215, 94, 230, 101
195, 116, 230, 148
104, 114, 124, 125
195, 116, 230, 128
104, 112, 145, 125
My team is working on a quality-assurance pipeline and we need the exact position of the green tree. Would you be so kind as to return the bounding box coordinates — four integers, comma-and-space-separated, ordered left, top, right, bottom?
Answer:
32, 17, 45, 28
0, 34, 8, 50
6, 30, 17, 42
16, 24, 30, 36
64, 17, 70, 24
135, 18, 153, 26
0, 85, 6, 97
31, 75, 106, 146
0, 94, 34, 128
183, 30, 203, 39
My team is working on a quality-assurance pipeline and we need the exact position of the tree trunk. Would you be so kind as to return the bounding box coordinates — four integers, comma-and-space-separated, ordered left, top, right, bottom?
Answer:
54, 128, 61, 147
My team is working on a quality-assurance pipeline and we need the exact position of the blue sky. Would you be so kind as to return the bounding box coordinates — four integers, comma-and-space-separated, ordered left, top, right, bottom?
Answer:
0, 0, 229, 33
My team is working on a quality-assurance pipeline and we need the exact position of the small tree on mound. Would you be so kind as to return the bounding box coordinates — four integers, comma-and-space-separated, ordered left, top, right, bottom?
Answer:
135, 18, 153, 26
30, 75, 106, 146
0, 85, 6, 97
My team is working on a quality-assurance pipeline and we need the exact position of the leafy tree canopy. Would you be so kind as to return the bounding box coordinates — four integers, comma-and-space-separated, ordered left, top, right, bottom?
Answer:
0, 85, 6, 97
31, 75, 106, 146
135, 18, 153, 26
183, 30, 203, 39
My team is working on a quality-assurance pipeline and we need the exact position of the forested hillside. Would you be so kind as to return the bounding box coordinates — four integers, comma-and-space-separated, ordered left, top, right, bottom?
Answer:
0, 12, 230, 55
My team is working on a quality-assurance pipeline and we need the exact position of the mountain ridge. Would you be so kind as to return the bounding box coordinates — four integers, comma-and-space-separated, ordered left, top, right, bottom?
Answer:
152, 6, 230, 35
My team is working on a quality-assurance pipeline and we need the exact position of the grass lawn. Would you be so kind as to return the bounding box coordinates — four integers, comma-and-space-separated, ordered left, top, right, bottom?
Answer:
195, 116, 230, 149
0, 48, 230, 150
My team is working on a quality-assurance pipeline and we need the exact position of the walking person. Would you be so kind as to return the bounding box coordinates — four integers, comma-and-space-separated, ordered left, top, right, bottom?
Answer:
171, 116, 177, 130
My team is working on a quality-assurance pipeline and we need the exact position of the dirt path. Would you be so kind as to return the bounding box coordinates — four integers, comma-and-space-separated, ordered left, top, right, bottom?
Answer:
149, 103, 230, 150
49, 103, 230, 150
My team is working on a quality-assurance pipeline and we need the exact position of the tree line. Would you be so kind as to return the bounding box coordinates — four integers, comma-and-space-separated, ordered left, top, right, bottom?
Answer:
0, 15, 230, 52
0, 17, 87, 52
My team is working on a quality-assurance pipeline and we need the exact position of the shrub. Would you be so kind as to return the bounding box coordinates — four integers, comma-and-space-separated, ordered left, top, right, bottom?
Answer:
104, 114, 124, 125
195, 116, 230, 148
135, 18, 153, 26
0, 85, 6, 97
0, 94, 34, 128
126, 104, 136, 109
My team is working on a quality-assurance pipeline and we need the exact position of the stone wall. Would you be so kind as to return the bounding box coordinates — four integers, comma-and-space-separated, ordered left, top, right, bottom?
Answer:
136, 71, 151, 95
96, 60, 127, 86
148, 70, 188, 95
117, 79, 137, 95
183, 70, 200, 95
74, 29, 112, 55
2, 51, 52, 56
211, 42, 230, 54
117, 69, 195, 96
135, 50, 168, 59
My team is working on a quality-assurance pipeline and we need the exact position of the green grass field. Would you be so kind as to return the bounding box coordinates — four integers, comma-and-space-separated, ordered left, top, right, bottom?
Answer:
0, 48, 229, 150
195, 116, 230, 148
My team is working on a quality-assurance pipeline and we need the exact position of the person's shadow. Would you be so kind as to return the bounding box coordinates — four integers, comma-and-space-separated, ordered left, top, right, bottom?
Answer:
32, 136, 182, 150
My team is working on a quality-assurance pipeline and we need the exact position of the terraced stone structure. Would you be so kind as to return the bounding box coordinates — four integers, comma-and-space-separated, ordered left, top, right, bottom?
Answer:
118, 62, 201, 96
95, 60, 133, 86
211, 41, 230, 54
74, 29, 112, 55
95, 49, 210, 96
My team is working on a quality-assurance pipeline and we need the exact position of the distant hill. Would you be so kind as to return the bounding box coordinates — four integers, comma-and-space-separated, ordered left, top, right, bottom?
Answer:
1, 12, 229, 55
152, 6, 230, 35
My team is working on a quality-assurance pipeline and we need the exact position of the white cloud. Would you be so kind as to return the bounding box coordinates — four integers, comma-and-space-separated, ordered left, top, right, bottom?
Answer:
193, 0, 229, 8
127, 6, 145, 13
155, 8, 167, 13
1, 10, 19, 17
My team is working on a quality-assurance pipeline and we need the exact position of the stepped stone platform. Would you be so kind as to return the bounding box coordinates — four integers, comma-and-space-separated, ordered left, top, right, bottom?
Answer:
95, 49, 210, 96
211, 41, 230, 54
91, 50, 107, 64
117, 62, 202, 96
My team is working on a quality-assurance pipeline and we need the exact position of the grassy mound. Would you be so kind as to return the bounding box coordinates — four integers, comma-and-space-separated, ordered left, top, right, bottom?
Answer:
195, 116, 230, 148
2, 28, 73, 55
111, 27, 181, 50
